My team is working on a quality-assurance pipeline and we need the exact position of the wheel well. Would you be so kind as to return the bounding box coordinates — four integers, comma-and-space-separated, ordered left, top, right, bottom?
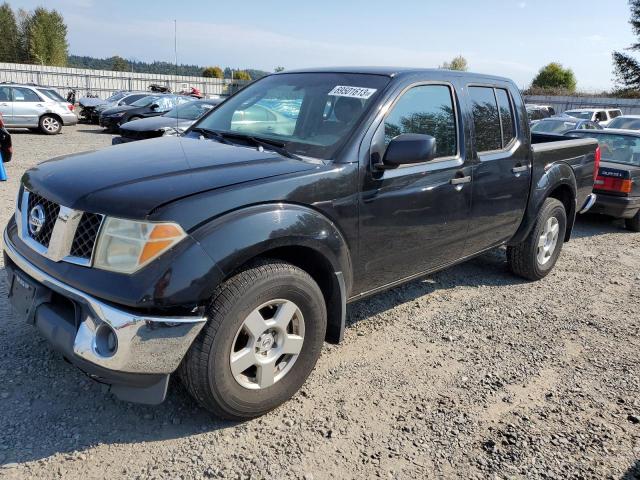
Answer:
40, 113, 63, 124
548, 184, 575, 241
237, 246, 345, 344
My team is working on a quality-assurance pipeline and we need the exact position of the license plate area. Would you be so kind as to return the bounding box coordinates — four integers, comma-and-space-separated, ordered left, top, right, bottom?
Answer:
8, 270, 50, 322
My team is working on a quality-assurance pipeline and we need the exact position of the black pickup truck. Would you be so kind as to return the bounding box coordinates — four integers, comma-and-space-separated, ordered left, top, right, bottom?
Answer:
4, 68, 598, 420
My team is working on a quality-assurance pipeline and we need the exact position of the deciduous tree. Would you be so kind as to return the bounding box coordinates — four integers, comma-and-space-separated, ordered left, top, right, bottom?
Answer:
202, 66, 224, 78
440, 55, 468, 71
531, 63, 577, 92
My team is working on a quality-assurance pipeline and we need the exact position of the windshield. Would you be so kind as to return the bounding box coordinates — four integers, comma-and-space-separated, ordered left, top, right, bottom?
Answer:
531, 119, 578, 134
608, 117, 640, 130
131, 95, 160, 107
165, 101, 216, 120
569, 132, 640, 166
37, 88, 66, 102
192, 72, 390, 159
564, 111, 592, 120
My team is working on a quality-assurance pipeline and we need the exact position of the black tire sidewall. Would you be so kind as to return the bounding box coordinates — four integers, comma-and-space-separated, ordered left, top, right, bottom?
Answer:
626, 211, 640, 232
531, 200, 567, 277
206, 268, 326, 417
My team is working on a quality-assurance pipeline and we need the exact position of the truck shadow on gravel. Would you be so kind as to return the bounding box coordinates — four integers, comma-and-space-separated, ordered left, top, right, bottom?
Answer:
0, 215, 623, 467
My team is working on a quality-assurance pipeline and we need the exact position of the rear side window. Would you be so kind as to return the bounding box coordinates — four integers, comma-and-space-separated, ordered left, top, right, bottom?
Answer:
469, 86, 516, 152
12, 87, 41, 102
384, 84, 457, 158
608, 110, 621, 119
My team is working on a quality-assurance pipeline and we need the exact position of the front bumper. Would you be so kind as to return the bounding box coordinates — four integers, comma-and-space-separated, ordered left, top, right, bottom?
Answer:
99, 116, 122, 130
591, 192, 640, 219
3, 228, 207, 403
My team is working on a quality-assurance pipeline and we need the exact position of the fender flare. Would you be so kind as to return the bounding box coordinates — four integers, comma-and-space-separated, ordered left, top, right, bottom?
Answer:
191, 203, 353, 343
509, 162, 578, 245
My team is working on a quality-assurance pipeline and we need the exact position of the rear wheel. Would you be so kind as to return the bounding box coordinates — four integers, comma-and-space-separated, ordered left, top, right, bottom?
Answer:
507, 198, 567, 280
180, 260, 326, 420
625, 211, 640, 232
39, 115, 62, 135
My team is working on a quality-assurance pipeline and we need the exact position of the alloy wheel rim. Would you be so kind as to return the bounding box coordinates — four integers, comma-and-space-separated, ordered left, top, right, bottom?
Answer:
43, 118, 59, 132
537, 216, 560, 265
230, 299, 305, 390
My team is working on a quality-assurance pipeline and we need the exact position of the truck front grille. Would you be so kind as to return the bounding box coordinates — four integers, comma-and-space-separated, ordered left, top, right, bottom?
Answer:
19, 190, 103, 266
70, 213, 103, 260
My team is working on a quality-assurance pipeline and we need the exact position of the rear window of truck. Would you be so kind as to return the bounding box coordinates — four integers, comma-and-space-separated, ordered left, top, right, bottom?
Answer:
469, 86, 516, 152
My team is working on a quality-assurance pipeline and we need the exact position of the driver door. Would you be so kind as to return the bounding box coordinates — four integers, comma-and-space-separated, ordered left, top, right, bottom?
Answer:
357, 83, 473, 293
0, 86, 12, 125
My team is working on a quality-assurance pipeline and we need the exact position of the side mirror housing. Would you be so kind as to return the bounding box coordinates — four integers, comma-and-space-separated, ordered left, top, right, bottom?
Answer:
150, 103, 160, 110
382, 133, 437, 168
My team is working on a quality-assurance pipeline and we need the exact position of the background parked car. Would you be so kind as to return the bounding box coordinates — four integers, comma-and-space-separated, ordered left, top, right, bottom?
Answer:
99, 94, 191, 132
563, 108, 622, 127
114, 98, 222, 144
526, 104, 556, 122
0, 83, 77, 134
0, 113, 12, 164
566, 129, 640, 231
85, 92, 149, 124
530, 115, 603, 134
605, 115, 640, 131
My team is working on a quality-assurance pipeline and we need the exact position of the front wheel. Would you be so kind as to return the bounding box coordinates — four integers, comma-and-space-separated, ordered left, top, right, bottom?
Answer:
507, 198, 567, 281
625, 211, 640, 232
39, 115, 62, 135
180, 260, 327, 420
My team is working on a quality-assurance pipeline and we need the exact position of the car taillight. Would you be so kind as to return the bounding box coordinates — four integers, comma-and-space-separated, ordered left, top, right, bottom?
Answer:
594, 175, 632, 194
593, 146, 601, 178
67, 104, 75, 111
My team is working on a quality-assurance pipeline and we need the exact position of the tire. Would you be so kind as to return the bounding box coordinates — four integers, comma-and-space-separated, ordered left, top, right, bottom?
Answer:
625, 211, 640, 232
507, 198, 567, 281
39, 115, 62, 135
180, 260, 327, 420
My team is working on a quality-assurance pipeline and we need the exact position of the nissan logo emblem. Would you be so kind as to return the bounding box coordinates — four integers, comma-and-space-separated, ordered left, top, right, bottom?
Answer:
28, 205, 46, 236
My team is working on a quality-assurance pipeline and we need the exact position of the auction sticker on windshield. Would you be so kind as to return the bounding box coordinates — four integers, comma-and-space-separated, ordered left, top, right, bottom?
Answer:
328, 86, 377, 99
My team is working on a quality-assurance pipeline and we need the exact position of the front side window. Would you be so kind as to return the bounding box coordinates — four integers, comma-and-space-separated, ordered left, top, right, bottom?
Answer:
193, 72, 390, 159
12, 87, 41, 102
469, 86, 502, 152
121, 94, 147, 105
609, 110, 622, 119
383, 84, 457, 158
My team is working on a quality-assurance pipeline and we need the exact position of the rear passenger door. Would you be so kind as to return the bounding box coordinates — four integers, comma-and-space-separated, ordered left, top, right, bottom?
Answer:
357, 82, 473, 292
463, 85, 530, 254
11, 87, 44, 127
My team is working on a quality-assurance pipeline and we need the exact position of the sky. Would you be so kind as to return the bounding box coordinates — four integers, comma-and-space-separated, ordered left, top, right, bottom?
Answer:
10, 0, 637, 91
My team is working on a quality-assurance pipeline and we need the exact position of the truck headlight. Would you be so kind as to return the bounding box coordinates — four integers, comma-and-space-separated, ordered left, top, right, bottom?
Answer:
94, 218, 186, 273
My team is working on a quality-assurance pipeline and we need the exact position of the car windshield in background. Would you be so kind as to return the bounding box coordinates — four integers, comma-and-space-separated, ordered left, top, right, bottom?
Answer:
564, 111, 592, 120
192, 72, 390, 159
531, 119, 578, 134
106, 92, 126, 102
37, 89, 66, 102
569, 132, 640, 166
165, 101, 214, 120
607, 117, 640, 130
131, 95, 159, 107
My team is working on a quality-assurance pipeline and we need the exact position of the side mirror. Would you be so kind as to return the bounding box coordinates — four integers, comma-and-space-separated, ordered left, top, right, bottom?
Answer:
150, 103, 159, 110
382, 133, 437, 168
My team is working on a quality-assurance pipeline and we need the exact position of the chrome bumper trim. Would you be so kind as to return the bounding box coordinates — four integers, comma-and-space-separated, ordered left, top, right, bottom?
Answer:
4, 228, 207, 375
579, 193, 597, 214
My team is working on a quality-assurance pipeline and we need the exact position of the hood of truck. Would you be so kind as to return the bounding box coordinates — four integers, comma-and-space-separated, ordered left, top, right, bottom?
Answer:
22, 136, 319, 218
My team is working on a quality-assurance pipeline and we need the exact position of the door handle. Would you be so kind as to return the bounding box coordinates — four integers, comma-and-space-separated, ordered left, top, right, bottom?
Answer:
450, 176, 471, 185
512, 165, 529, 174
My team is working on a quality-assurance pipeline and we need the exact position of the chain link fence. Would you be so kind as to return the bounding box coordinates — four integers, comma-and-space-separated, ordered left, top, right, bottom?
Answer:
0, 62, 250, 99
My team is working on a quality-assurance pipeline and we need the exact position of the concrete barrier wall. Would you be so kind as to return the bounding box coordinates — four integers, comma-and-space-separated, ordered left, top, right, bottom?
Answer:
524, 94, 640, 115
0, 62, 250, 98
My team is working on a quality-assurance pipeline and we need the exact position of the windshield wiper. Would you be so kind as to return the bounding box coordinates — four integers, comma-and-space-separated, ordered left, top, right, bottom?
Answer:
216, 131, 304, 161
190, 127, 233, 145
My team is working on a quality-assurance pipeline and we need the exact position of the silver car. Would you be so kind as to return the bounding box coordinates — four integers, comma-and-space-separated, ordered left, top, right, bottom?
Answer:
0, 83, 78, 134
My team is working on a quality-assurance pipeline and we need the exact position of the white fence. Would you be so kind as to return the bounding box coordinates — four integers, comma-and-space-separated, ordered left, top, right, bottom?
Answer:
0, 62, 250, 99
524, 94, 640, 115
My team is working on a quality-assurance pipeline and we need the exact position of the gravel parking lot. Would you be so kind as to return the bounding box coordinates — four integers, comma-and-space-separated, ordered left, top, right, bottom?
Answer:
0, 125, 639, 480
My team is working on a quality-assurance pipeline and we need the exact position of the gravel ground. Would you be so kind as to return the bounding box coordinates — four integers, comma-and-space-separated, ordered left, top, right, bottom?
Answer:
0, 125, 639, 480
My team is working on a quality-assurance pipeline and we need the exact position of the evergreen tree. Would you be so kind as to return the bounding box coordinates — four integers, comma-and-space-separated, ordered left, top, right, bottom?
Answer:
23, 7, 68, 66
613, 0, 640, 90
110, 55, 130, 71
0, 3, 19, 63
